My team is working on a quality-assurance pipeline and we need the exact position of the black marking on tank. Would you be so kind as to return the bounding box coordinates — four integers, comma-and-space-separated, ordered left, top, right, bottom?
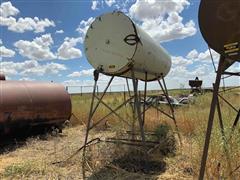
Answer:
124, 34, 140, 46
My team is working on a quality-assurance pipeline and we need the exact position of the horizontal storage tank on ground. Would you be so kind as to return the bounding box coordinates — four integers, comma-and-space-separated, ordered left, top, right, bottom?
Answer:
0, 79, 72, 134
84, 11, 172, 81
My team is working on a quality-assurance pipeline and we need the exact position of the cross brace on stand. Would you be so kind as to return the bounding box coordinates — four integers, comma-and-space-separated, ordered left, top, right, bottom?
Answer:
82, 68, 182, 179
199, 56, 240, 180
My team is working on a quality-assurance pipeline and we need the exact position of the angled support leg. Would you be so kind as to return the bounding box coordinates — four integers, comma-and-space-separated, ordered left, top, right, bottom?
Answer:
143, 72, 148, 126
82, 71, 114, 179
82, 70, 99, 179
229, 109, 240, 141
199, 56, 225, 180
158, 77, 182, 145
216, 97, 233, 177
126, 77, 136, 140
131, 69, 145, 143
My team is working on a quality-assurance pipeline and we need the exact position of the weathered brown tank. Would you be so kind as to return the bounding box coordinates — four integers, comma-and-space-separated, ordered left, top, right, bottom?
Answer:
0, 74, 5, 81
0, 77, 72, 134
198, 0, 240, 61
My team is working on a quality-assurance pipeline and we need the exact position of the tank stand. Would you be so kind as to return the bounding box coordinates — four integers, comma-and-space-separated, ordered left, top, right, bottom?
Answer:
199, 56, 240, 179
157, 76, 182, 146
81, 69, 181, 179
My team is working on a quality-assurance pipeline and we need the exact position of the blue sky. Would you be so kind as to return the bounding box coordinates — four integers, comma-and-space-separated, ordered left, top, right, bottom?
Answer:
0, 0, 239, 92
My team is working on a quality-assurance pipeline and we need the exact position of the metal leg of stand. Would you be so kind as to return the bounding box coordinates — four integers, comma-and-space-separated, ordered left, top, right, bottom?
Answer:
143, 72, 148, 126
82, 70, 99, 179
232, 109, 240, 131
199, 56, 224, 180
90, 97, 134, 130
126, 77, 137, 140
88, 76, 114, 119
158, 77, 182, 145
229, 109, 240, 141
94, 95, 131, 127
131, 69, 145, 143
216, 97, 233, 177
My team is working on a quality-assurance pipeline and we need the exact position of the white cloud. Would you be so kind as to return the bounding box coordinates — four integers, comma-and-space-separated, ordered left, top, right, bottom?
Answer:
19, 77, 35, 81
225, 62, 239, 72
186, 49, 220, 63
57, 37, 82, 60
14, 34, 56, 60
198, 49, 219, 62
186, 49, 198, 59
76, 17, 95, 39
64, 79, 84, 85
89, 0, 130, 12
166, 48, 231, 88
169, 63, 211, 79
56, 29, 64, 34
105, 0, 116, 7
172, 56, 193, 66
91, 1, 99, 10
67, 68, 94, 77
14, 34, 83, 61
0, 45, 15, 58
0, 1, 19, 17
0, 60, 67, 76
129, 0, 196, 42
21, 62, 67, 76
67, 71, 82, 78
0, 1, 55, 33
0, 39, 15, 58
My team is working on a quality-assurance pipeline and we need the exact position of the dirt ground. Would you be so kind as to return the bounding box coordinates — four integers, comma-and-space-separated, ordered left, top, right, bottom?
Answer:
0, 125, 193, 179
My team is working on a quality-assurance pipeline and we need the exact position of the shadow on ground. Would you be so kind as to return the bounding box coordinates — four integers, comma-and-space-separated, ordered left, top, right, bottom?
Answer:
88, 150, 167, 180
0, 126, 57, 154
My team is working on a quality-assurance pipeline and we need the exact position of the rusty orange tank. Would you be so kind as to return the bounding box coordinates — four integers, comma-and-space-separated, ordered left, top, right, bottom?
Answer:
0, 77, 72, 135
0, 74, 5, 81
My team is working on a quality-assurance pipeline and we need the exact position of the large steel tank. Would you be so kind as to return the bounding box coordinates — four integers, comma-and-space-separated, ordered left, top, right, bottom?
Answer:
84, 11, 172, 81
0, 74, 5, 81
0, 79, 72, 134
199, 0, 240, 61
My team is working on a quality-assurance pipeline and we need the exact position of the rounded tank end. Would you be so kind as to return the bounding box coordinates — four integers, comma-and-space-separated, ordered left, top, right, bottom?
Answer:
0, 74, 6, 81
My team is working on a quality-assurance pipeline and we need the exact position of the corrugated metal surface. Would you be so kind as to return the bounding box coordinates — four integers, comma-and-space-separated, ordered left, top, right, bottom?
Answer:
84, 11, 171, 81
0, 80, 72, 133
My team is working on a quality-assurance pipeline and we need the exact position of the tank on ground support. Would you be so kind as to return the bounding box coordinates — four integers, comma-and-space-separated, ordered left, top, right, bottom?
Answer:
0, 77, 72, 135
84, 11, 172, 81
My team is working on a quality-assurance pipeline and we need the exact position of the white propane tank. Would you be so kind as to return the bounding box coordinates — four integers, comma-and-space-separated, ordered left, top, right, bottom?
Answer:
84, 11, 172, 81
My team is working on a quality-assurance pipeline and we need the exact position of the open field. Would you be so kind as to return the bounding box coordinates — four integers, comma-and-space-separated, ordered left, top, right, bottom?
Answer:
0, 88, 239, 179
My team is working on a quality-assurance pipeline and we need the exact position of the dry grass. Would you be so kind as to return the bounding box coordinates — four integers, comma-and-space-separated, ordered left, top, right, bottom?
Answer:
0, 126, 86, 179
0, 88, 239, 179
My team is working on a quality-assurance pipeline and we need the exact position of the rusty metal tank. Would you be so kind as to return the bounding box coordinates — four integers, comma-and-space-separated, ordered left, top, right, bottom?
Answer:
198, 0, 240, 61
0, 74, 5, 81
0, 78, 72, 134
